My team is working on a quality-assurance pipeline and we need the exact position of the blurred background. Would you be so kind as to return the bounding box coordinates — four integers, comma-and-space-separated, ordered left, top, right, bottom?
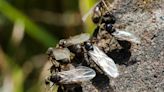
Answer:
0, 0, 97, 92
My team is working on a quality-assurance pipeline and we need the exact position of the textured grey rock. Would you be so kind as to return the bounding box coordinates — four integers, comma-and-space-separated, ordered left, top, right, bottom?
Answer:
108, 0, 164, 92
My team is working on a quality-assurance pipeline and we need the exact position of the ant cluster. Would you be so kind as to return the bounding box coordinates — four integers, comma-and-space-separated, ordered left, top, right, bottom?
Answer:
43, 1, 140, 92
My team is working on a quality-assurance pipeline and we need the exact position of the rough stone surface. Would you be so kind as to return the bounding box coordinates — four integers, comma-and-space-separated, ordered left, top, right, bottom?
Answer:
108, 0, 164, 92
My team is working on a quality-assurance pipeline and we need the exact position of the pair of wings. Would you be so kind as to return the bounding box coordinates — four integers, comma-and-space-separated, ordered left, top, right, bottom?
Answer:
43, 66, 95, 92
88, 45, 119, 78
47, 47, 71, 61
59, 33, 90, 47
52, 66, 96, 84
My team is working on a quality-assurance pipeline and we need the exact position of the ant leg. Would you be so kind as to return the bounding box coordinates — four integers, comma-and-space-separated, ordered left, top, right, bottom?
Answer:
48, 83, 55, 92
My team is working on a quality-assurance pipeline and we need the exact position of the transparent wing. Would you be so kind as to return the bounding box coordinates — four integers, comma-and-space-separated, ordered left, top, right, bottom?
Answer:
52, 48, 70, 60
64, 33, 90, 46
88, 45, 119, 78
47, 47, 70, 60
82, 1, 100, 22
112, 30, 141, 44
57, 66, 96, 84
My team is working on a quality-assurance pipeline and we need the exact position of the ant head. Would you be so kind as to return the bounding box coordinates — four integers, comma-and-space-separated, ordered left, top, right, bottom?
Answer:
59, 39, 67, 47
84, 42, 93, 51
104, 23, 115, 34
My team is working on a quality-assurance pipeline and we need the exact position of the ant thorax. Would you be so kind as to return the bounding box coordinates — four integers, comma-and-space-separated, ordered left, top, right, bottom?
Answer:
92, 28, 122, 53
